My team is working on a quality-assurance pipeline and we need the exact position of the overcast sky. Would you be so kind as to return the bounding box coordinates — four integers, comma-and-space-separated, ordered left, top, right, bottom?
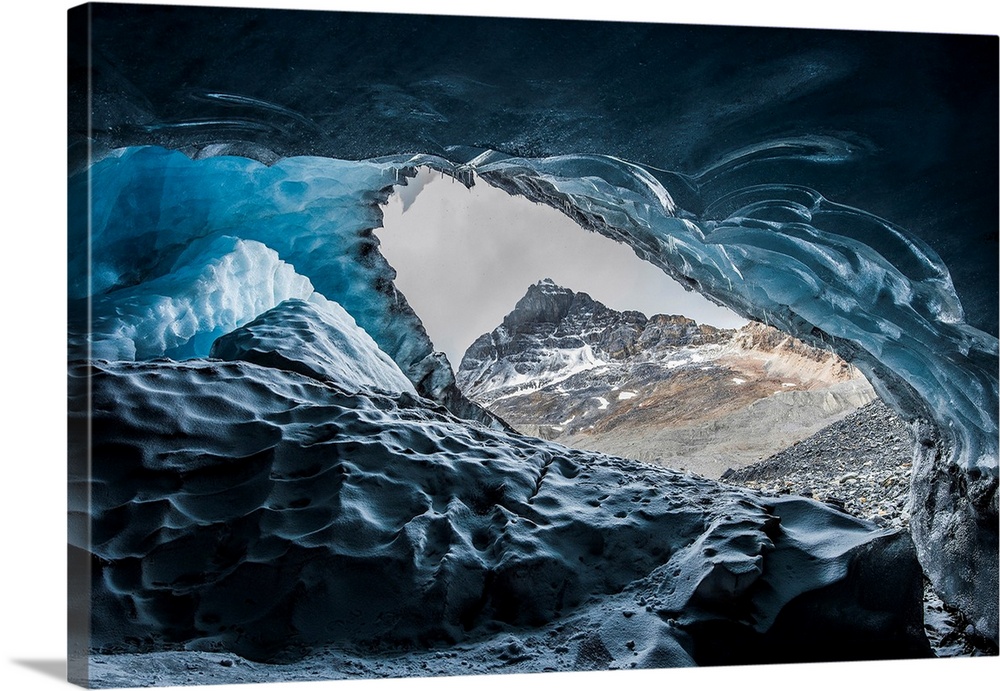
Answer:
377, 167, 748, 367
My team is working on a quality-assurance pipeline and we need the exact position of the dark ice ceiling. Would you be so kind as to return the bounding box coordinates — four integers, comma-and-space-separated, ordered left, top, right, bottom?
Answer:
70, 5, 998, 335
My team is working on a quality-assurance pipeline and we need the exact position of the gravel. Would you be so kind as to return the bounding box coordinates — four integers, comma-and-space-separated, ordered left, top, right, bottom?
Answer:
719, 399, 913, 529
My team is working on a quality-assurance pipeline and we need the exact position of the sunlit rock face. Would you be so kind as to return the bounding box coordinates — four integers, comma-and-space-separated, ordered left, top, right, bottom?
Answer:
69, 4, 997, 646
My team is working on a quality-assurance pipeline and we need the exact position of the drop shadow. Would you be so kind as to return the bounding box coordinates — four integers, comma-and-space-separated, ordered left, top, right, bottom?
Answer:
12, 659, 66, 681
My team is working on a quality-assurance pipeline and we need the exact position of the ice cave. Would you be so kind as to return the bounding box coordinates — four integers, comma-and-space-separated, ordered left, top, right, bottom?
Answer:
67, 4, 998, 687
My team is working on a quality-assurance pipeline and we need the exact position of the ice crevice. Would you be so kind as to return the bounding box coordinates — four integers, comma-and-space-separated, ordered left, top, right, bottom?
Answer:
68, 144, 997, 645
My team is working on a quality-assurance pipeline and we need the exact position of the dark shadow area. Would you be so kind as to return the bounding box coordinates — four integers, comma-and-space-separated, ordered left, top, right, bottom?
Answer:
12, 659, 66, 681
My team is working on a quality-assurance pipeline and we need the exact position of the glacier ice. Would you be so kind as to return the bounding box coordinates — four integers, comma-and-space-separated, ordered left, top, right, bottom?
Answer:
69, 146, 499, 428
68, 144, 997, 647
210, 297, 417, 396
88, 235, 315, 360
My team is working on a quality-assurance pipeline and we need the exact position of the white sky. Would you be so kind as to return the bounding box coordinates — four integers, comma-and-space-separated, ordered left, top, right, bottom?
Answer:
377, 167, 748, 366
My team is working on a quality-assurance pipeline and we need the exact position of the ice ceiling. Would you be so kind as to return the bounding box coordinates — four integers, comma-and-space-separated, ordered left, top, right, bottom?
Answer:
69, 6, 998, 642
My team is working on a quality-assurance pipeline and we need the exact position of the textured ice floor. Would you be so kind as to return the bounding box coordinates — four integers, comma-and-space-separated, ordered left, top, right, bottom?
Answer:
70, 295, 931, 683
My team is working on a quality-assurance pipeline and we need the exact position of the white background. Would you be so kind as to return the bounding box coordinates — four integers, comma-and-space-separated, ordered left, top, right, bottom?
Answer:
1, 1, 996, 690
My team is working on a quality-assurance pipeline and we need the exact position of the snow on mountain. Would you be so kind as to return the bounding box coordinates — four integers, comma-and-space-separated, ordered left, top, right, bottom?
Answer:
457, 280, 875, 478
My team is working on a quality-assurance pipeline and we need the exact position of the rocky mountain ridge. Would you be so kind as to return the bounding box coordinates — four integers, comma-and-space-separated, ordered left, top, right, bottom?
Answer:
457, 280, 875, 478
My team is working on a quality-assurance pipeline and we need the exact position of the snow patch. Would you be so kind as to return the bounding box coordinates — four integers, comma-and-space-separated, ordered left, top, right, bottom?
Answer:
465, 344, 607, 403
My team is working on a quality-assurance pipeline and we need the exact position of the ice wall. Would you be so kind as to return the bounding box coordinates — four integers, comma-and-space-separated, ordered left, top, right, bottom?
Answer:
68, 146, 500, 429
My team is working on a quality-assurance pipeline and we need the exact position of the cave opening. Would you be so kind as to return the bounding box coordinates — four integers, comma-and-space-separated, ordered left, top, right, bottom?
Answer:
376, 167, 893, 490
377, 166, 748, 367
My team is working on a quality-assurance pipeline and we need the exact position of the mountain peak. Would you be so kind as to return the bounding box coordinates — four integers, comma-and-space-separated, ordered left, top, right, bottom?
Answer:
459, 282, 736, 394
527, 278, 573, 298
502, 280, 599, 331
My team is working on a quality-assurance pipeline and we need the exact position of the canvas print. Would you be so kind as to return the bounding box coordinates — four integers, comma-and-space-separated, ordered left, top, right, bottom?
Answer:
67, 3, 998, 688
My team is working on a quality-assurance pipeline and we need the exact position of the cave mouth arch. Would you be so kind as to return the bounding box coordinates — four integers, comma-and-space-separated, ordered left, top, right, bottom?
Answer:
64, 6, 1000, 679
376, 165, 749, 367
